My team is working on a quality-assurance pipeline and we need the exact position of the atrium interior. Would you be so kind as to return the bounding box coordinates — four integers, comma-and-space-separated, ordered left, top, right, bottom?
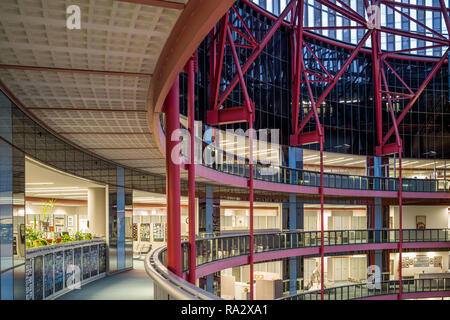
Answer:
0, 0, 449, 304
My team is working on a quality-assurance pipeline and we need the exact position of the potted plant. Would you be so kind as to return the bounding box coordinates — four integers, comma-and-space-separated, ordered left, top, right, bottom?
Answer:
39, 199, 55, 233
26, 227, 42, 248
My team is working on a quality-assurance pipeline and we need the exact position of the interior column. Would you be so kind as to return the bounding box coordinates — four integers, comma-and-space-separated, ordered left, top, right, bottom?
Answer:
288, 146, 303, 296
88, 187, 106, 238
165, 75, 182, 276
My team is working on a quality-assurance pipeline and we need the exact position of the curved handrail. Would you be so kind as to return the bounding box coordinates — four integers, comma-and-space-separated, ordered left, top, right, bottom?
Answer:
191, 228, 450, 270
278, 278, 450, 300
160, 115, 449, 194
144, 245, 221, 300
146, 229, 450, 300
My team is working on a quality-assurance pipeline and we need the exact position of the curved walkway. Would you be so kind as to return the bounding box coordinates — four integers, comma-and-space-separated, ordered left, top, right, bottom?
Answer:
58, 260, 154, 300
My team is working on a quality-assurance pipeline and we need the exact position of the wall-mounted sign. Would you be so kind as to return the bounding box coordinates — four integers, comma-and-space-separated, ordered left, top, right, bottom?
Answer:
414, 255, 429, 268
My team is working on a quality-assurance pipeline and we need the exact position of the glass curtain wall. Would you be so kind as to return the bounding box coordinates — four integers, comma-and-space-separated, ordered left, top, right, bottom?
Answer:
185, 0, 450, 160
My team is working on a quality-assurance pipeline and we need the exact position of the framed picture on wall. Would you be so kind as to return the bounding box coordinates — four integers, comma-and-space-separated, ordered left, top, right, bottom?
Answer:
55, 216, 65, 226
67, 216, 74, 227
416, 216, 426, 229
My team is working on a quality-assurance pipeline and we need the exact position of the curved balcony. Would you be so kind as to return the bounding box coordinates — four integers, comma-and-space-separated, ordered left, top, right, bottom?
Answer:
203, 159, 448, 194
144, 246, 220, 300
278, 278, 450, 300
147, 229, 450, 300
188, 229, 450, 275
158, 117, 450, 198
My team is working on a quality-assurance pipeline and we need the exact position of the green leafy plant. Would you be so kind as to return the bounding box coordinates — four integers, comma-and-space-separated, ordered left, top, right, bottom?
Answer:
26, 227, 41, 242
61, 234, 75, 243
40, 199, 55, 231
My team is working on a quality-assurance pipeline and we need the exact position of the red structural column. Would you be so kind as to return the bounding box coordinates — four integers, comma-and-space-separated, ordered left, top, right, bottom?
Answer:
165, 75, 182, 277
187, 57, 197, 284
398, 146, 403, 299
320, 134, 325, 300
371, 1, 383, 147
249, 119, 255, 300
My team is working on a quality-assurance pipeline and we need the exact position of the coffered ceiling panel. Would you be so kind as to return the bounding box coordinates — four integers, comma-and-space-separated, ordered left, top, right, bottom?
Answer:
0, 0, 189, 176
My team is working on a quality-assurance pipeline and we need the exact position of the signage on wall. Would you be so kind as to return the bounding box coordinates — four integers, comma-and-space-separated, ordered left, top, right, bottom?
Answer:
414, 255, 429, 268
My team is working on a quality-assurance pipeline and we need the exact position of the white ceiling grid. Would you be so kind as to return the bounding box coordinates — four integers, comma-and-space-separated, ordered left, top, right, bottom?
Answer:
0, 0, 186, 176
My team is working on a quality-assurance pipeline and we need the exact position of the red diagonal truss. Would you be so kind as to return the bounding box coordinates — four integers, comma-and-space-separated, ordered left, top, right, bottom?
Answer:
201, 0, 450, 301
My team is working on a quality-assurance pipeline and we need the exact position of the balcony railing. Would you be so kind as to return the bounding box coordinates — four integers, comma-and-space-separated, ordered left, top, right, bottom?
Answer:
174, 229, 450, 272
160, 115, 449, 193
279, 278, 450, 300
205, 159, 448, 193
151, 228, 450, 300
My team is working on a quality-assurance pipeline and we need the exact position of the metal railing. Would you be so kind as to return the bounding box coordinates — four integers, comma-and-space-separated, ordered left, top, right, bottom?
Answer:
159, 115, 449, 193
205, 159, 448, 193
147, 227, 450, 300
181, 228, 450, 271
144, 246, 221, 300
279, 278, 450, 300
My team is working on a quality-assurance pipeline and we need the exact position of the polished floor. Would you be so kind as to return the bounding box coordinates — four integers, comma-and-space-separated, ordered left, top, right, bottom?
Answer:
58, 259, 154, 300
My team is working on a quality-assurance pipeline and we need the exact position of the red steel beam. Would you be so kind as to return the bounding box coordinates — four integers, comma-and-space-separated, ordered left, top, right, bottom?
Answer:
292, 0, 305, 132
226, 26, 253, 113
209, 27, 216, 112
304, 26, 365, 30
320, 135, 325, 300
300, 58, 323, 136
440, 0, 450, 38
382, 44, 445, 55
216, 0, 297, 108
315, 0, 367, 25
398, 144, 403, 300
165, 75, 182, 277
242, 0, 448, 64
186, 56, 197, 284
384, 2, 447, 40
249, 115, 255, 300
303, 42, 333, 80
382, 50, 448, 145
369, 0, 383, 147
379, 26, 449, 45
295, 30, 373, 137
211, 13, 229, 110
0, 64, 151, 77
383, 60, 415, 95
335, 0, 366, 22
381, 0, 450, 12
231, 5, 258, 45
380, 66, 401, 146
